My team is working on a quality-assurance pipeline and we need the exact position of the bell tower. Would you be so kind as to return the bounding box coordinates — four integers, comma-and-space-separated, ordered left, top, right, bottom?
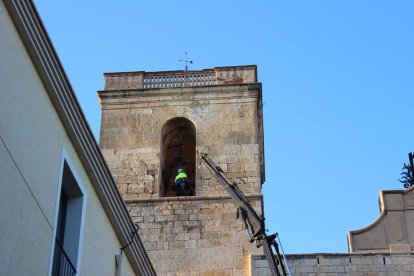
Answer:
99, 65, 265, 275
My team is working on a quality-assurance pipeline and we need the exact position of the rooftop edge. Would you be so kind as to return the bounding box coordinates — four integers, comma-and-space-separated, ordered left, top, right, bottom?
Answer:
103, 65, 258, 91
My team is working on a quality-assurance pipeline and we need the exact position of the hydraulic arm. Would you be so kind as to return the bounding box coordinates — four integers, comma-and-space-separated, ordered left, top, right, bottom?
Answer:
199, 153, 289, 276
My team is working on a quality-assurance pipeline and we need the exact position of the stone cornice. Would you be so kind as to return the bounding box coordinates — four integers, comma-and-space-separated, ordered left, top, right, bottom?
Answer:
253, 252, 414, 259
125, 193, 264, 204
3, 1, 156, 274
99, 92, 261, 111
98, 83, 262, 102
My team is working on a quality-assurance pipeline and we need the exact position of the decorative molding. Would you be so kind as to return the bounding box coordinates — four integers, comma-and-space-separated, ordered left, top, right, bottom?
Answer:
3, 0, 155, 274
98, 83, 262, 102
125, 193, 264, 204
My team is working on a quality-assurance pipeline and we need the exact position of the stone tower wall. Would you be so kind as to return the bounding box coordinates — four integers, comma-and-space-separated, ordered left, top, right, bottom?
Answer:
99, 84, 264, 200
130, 196, 263, 275
98, 66, 266, 275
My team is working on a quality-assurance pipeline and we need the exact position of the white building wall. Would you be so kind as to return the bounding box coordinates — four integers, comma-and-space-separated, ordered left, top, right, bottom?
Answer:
0, 3, 136, 275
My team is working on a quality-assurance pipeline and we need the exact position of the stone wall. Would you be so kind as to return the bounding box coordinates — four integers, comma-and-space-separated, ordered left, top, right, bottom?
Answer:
98, 66, 266, 275
348, 187, 414, 253
99, 84, 264, 199
103, 65, 257, 90
128, 196, 263, 275
251, 253, 414, 275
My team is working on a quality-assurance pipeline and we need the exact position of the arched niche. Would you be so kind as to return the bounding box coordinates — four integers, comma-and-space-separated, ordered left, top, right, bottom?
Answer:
160, 117, 196, 197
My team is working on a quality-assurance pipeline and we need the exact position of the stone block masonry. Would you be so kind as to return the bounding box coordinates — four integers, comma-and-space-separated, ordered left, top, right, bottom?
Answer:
98, 66, 267, 275
99, 83, 264, 199
128, 196, 263, 275
251, 253, 414, 275
99, 65, 414, 276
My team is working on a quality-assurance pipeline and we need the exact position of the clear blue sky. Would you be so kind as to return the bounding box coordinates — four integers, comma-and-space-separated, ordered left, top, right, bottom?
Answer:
34, 0, 414, 253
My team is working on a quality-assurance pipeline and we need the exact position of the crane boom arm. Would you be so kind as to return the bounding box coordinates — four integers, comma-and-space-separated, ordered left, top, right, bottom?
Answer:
199, 153, 288, 276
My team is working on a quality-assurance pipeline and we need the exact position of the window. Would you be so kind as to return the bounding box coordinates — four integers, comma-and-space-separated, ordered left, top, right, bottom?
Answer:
51, 161, 85, 276
160, 117, 196, 197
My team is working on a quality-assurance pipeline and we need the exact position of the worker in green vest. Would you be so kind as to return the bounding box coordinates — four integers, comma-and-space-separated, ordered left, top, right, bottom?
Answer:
175, 168, 188, 196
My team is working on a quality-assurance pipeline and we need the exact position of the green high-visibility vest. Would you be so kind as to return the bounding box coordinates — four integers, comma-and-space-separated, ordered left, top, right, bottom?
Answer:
175, 172, 187, 182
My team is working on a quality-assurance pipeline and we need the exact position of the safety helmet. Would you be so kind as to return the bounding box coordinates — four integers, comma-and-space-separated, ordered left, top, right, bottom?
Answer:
178, 168, 184, 173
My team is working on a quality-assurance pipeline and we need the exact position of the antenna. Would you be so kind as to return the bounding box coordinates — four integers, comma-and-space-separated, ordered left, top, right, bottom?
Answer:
179, 52, 193, 71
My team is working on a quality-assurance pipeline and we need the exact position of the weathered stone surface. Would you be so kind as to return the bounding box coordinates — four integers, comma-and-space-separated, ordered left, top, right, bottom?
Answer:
99, 77, 264, 199
99, 66, 267, 275
124, 198, 263, 275
348, 187, 414, 253
251, 254, 414, 276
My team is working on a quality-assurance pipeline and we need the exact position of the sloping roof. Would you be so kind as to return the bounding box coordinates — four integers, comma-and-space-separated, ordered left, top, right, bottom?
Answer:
3, 0, 156, 274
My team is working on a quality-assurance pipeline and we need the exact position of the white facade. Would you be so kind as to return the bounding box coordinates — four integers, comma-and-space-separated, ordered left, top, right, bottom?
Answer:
0, 1, 155, 275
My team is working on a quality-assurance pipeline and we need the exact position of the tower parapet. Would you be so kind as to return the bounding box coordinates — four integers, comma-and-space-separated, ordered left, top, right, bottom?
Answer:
103, 65, 257, 90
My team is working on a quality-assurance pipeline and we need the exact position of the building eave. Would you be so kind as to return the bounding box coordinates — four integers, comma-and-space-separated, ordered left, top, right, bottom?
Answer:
3, 1, 156, 274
